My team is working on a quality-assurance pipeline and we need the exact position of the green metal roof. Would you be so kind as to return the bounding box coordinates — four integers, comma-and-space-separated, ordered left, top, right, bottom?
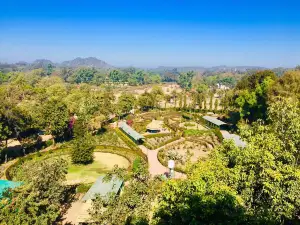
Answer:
203, 116, 227, 126
119, 121, 144, 141
81, 175, 123, 202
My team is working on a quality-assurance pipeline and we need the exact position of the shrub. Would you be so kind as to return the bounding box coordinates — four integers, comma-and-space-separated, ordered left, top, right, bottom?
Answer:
212, 128, 223, 141
133, 157, 143, 172
45, 139, 54, 147
76, 183, 93, 193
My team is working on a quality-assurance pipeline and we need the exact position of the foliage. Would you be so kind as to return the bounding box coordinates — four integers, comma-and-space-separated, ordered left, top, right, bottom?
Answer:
76, 183, 93, 193
178, 71, 195, 90
234, 70, 276, 122
0, 158, 68, 225
117, 92, 136, 115
89, 160, 161, 224
154, 100, 300, 224
71, 134, 94, 164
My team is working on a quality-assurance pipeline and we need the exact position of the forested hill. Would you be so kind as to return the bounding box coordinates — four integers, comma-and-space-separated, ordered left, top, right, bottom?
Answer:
0, 57, 113, 71
60, 57, 112, 69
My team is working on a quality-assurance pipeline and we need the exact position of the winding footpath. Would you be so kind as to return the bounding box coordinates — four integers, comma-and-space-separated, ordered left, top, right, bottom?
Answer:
139, 138, 186, 179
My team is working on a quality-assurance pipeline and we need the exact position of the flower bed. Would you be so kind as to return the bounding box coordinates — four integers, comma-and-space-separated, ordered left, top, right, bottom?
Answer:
157, 133, 220, 172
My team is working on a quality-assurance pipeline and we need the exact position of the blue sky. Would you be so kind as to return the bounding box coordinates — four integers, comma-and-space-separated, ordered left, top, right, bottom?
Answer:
1, 0, 300, 67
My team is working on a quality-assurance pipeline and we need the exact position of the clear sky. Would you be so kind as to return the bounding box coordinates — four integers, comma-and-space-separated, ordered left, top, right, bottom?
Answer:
1, 0, 300, 68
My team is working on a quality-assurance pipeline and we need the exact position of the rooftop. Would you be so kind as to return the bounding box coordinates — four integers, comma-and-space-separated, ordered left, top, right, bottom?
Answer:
221, 131, 247, 148
81, 175, 123, 202
119, 121, 144, 141
203, 116, 227, 126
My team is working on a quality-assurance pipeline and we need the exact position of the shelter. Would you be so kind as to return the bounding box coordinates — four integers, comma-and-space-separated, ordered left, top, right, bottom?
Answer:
146, 120, 164, 133
81, 175, 123, 202
221, 131, 247, 148
119, 121, 144, 144
202, 116, 227, 129
77, 175, 123, 224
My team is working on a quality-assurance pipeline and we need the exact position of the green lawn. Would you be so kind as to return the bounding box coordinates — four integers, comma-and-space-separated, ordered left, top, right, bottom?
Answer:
65, 152, 130, 184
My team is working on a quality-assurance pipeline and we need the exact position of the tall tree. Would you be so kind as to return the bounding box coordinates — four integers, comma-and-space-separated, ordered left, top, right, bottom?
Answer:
178, 71, 195, 91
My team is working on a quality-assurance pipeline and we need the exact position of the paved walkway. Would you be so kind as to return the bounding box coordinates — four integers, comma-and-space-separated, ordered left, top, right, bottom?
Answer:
139, 138, 186, 179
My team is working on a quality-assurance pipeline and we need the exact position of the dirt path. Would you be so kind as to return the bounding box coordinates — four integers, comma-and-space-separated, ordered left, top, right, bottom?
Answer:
139, 138, 186, 179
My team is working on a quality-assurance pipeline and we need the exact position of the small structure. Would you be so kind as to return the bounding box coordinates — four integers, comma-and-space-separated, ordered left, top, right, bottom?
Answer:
81, 175, 123, 202
77, 175, 123, 224
202, 116, 227, 129
119, 121, 144, 144
146, 120, 164, 133
221, 131, 247, 148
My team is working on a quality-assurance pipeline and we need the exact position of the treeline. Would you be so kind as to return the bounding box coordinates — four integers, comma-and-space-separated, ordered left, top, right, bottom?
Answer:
0, 66, 162, 86
222, 67, 300, 123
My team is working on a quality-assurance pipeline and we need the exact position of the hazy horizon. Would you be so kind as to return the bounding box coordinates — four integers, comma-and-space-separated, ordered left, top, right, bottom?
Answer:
1, 0, 300, 68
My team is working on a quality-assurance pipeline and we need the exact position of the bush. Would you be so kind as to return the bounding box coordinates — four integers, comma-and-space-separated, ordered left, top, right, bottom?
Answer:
71, 136, 94, 164
212, 128, 223, 141
45, 139, 53, 147
133, 157, 143, 172
184, 129, 211, 137
76, 183, 93, 193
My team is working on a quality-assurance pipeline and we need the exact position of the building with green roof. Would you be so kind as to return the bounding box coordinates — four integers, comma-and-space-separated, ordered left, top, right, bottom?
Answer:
118, 121, 144, 144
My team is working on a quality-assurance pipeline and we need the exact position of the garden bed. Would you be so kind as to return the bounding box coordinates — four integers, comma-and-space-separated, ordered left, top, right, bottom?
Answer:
157, 133, 220, 172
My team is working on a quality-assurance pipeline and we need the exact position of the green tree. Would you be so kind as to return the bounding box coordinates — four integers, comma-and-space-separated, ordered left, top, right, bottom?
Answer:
214, 98, 219, 110
138, 92, 155, 111
38, 99, 69, 141
89, 160, 160, 224
178, 71, 195, 91
117, 92, 136, 115
46, 63, 53, 76
234, 70, 276, 122
0, 158, 68, 224
71, 134, 94, 164
69, 67, 97, 83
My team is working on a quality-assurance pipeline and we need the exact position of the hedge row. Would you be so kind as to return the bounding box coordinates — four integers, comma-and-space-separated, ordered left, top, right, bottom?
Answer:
144, 133, 173, 139
95, 145, 147, 163
145, 135, 181, 150
5, 146, 68, 180
5, 144, 147, 181
212, 128, 224, 142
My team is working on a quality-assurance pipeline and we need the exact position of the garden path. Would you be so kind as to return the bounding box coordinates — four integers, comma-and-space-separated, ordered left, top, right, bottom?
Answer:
139, 138, 186, 179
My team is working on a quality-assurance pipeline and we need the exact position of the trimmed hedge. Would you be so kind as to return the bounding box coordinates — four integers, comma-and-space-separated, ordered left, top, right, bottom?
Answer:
95, 145, 147, 163
183, 129, 212, 137
144, 133, 172, 139
6, 144, 147, 181
212, 128, 224, 142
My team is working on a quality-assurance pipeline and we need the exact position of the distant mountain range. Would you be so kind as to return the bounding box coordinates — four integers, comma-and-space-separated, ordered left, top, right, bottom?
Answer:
0, 57, 113, 70
0, 57, 290, 75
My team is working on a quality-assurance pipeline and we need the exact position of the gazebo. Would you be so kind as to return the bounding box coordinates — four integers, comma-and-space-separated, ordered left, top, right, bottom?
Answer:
146, 120, 164, 133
